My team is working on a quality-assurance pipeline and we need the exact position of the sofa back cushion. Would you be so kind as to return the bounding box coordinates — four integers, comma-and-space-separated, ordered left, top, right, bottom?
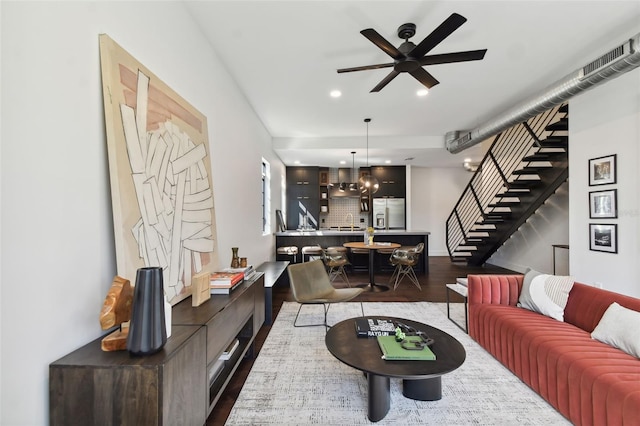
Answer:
467, 274, 523, 306
518, 268, 574, 321
564, 282, 640, 332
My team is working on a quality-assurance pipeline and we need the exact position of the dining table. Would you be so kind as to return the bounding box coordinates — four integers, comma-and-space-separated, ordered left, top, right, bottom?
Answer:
343, 241, 401, 292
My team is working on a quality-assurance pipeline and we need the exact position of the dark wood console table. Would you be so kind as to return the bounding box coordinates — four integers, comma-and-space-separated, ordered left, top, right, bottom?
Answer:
50, 273, 265, 425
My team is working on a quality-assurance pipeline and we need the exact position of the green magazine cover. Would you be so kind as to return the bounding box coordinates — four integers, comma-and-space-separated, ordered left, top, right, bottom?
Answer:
377, 335, 436, 360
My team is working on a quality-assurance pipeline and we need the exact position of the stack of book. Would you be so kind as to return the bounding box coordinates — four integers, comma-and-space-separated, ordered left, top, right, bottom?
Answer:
221, 265, 256, 281
377, 335, 436, 361
210, 271, 244, 294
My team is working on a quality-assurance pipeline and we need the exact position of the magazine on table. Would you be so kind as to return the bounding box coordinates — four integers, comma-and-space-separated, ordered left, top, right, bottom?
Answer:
354, 318, 397, 337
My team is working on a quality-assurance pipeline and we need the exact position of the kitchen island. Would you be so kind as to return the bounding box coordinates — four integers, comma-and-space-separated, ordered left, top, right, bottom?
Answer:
275, 230, 430, 273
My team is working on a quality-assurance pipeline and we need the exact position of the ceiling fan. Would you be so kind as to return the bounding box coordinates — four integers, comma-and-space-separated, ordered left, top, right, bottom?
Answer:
337, 13, 487, 93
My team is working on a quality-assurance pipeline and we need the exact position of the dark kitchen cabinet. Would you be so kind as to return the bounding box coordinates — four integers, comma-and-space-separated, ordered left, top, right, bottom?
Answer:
371, 166, 406, 198
286, 167, 319, 229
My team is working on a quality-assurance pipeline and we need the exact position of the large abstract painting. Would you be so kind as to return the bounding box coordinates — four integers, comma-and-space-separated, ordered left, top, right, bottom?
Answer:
99, 34, 218, 305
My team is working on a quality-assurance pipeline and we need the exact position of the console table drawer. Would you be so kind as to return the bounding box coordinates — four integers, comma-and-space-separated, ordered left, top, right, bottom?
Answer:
205, 286, 254, 363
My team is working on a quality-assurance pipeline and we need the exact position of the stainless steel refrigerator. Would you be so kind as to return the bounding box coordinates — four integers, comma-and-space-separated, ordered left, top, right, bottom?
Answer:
372, 198, 405, 230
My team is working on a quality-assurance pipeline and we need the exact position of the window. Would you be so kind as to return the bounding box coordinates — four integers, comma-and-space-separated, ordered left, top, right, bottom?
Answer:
262, 158, 271, 235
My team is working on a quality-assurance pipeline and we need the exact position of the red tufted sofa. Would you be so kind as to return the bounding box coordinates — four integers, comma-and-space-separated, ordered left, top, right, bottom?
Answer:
467, 274, 640, 426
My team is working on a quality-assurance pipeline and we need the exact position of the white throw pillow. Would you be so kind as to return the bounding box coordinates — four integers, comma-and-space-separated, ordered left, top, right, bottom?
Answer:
591, 302, 640, 359
518, 270, 574, 321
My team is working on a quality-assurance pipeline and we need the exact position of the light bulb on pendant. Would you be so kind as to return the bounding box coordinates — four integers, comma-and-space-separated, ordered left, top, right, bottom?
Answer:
358, 118, 379, 195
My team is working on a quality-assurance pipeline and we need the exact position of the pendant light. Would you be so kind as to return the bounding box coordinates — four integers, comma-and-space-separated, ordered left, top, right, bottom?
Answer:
349, 151, 358, 191
358, 118, 379, 194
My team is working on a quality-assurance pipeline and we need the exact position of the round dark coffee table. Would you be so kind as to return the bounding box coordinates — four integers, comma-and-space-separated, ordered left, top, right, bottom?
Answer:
325, 316, 466, 422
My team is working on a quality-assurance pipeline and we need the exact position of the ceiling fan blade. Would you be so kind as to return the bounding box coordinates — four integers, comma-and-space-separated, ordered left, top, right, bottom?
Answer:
419, 49, 487, 66
370, 70, 400, 92
409, 67, 439, 89
337, 62, 394, 73
361, 28, 404, 60
409, 13, 467, 58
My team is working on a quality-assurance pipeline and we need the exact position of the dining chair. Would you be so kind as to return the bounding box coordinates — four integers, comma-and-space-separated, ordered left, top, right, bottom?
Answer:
287, 259, 364, 329
389, 242, 424, 290
322, 248, 351, 287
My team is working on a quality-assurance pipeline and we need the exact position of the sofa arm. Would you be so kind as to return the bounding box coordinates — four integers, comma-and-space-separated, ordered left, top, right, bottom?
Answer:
467, 275, 523, 307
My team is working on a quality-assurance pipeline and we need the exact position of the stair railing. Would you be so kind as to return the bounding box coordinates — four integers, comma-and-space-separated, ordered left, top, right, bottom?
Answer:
446, 105, 565, 261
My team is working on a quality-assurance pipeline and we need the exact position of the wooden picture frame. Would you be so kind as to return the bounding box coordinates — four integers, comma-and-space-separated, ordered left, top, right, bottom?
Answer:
589, 154, 616, 186
99, 35, 218, 305
589, 189, 617, 219
319, 170, 329, 186
589, 224, 617, 253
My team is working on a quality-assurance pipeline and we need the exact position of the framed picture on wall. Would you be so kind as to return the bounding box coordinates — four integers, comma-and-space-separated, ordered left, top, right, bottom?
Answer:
588, 154, 616, 186
589, 189, 617, 219
589, 223, 617, 253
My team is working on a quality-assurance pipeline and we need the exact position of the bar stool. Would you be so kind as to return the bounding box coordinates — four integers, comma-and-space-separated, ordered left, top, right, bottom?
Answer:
376, 247, 397, 273
322, 248, 351, 287
277, 246, 298, 263
326, 246, 347, 254
349, 247, 369, 272
301, 245, 323, 262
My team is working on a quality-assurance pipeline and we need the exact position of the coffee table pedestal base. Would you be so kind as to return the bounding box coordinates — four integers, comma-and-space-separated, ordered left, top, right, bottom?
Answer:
403, 377, 442, 401
368, 374, 390, 422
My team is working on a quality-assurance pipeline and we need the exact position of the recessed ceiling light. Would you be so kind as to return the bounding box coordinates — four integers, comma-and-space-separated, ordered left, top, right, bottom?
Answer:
330, 90, 342, 98
339, 160, 346, 164
417, 89, 429, 97
385, 160, 391, 164
294, 160, 300, 164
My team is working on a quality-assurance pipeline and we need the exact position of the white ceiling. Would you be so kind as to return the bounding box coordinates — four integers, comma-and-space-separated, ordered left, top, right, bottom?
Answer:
184, 0, 640, 168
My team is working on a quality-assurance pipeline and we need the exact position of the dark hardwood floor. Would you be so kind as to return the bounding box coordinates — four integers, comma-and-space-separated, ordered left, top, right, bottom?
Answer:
206, 257, 515, 425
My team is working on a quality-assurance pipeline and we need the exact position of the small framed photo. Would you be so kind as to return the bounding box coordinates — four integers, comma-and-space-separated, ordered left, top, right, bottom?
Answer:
589, 224, 617, 253
589, 189, 617, 219
589, 154, 616, 186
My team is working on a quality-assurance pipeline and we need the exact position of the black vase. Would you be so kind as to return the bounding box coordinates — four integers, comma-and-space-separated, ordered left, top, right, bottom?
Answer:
127, 267, 167, 356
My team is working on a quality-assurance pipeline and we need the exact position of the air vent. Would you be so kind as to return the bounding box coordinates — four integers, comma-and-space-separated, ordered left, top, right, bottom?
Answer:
582, 41, 631, 77
458, 132, 473, 145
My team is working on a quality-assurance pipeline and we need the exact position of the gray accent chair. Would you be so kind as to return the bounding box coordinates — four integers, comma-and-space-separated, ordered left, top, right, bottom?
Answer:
287, 259, 363, 329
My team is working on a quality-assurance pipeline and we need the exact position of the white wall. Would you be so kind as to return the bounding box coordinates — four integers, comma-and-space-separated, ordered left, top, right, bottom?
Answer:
0, 2, 283, 424
487, 183, 569, 274
410, 167, 472, 255
569, 68, 640, 297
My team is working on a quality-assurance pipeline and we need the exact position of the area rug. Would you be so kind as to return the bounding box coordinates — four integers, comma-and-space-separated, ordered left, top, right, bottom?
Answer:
225, 301, 570, 425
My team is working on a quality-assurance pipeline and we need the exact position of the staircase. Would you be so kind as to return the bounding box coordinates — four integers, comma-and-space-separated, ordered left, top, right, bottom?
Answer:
446, 104, 568, 266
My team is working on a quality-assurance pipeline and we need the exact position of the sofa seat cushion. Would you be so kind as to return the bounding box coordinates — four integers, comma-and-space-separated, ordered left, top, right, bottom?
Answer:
470, 303, 640, 426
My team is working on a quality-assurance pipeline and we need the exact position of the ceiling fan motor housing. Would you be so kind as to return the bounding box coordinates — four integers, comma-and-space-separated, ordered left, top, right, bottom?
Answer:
395, 41, 420, 72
